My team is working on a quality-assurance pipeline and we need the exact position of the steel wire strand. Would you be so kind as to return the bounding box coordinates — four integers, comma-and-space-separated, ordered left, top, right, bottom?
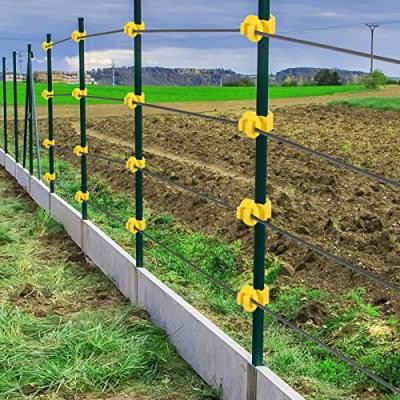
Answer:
2, 168, 400, 392
98, 205, 398, 395
87, 148, 400, 293
251, 299, 400, 395
135, 28, 239, 33
255, 129, 400, 190
130, 100, 400, 190
251, 217, 400, 294
87, 150, 237, 211
83, 28, 239, 39
86, 199, 236, 294
141, 225, 400, 394
86, 95, 124, 102
256, 31, 400, 66
23, 144, 400, 293
52, 37, 71, 47
130, 99, 400, 190
83, 29, 124, 39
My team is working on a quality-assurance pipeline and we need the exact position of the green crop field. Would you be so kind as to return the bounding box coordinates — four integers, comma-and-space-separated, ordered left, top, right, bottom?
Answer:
0, 82, 365, 106
331, 96, 400, 111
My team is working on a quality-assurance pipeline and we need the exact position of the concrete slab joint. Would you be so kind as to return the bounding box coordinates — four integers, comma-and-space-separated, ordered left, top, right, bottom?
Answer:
16, 164, 30, 192
29, 175, 50, 213
0, 162, 304, 400
0, 149, 5, 166
5, 154, 16, 177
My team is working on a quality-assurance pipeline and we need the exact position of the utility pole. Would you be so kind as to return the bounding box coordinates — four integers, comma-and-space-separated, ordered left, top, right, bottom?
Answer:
18, 50, 23, 79
111, 59, 115, 86
366, 23, 379, 74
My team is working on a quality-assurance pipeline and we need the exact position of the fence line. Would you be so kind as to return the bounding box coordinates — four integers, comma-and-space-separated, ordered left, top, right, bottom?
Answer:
1, 0, 399, 395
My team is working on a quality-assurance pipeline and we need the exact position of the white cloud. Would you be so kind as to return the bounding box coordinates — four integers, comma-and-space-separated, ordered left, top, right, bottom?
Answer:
317, 12, 342, 18
63, 46, 257, 74
64, 49, 134, 70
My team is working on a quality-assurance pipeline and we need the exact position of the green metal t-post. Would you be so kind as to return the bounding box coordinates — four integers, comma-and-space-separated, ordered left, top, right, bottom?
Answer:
46, 34, 55, 193
27, 45, 34, 175
2, 57, 8, 153
134, 0, 144, 268
23, 47, 30, 169
12, 52, 18, 162
78, 18, 88, 220
252, 0, 271, 367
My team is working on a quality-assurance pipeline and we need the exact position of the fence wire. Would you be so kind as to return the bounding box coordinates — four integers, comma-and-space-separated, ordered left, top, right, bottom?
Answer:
82, 198, 400, 396
84, 149, 400, 295
6, 13, 400, 396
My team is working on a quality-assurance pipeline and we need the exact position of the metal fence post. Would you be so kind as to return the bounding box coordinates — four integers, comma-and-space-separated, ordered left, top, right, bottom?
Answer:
134, 0, 144, 267
23, 46, 30, 169
46, 34, 55, 193
12, 52, 18, 162
252, 0, 271, 367
27, 45, 34, 175
2, 57, 8, 153
78, 17, 88, 219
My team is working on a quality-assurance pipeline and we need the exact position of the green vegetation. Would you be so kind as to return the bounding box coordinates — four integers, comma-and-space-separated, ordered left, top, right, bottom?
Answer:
41, 157, 399, 400
331, 97, 400, 111
0, 82, 365, 106
0, 173, 217, 399
361, 70, 387, 89
314, 69, 342, 86
1, 152, 399, 399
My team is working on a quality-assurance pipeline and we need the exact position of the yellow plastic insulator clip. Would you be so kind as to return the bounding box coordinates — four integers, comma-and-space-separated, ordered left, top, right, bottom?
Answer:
73, 145, 89, 157
240, 15, 276, 43
42, 139, 55, 149
237, 284, 270, 312
75, 191, 90, 203
126, 218, 146, 234
41, 90, 54, 101
41, 41, 53, 51
72, 88, 88, 100
71, 30, 86, 43
43, 172, 56, 184
124, 92, 145, 109
238, 111, 274, 139
124, 21, 145, 38
236, 198, 272, 227
126, 156, 146, 173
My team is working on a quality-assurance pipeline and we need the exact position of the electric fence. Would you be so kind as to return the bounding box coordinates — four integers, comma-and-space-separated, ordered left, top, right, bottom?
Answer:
1, 1, 399, 395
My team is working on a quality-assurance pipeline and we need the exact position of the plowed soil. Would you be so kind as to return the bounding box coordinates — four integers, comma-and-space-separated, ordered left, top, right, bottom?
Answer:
41, 104, 400, 313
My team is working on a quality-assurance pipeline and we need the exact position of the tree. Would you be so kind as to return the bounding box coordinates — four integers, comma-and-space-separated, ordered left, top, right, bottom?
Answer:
314, 69, 342, 86
361, 69, 386, 89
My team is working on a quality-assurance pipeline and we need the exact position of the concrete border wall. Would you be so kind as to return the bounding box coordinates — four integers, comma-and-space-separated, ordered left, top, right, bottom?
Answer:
0, 149, 303, 400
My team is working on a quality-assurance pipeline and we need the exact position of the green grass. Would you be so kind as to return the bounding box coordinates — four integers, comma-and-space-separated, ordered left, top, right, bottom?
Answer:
44, 157, 399, 400
331, 97, 400, 111
0, 82, 365, 106
0, 174, 217, 400
2, 154, 400, 399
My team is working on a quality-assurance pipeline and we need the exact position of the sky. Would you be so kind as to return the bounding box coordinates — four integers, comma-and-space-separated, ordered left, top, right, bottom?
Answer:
1, 0, 400, 76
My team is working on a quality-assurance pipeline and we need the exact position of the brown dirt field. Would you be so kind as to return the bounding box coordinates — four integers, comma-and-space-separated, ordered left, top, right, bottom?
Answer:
33, 103, 400, 316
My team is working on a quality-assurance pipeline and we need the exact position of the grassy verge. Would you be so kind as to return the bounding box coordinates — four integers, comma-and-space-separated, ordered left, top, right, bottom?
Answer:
0, 83, 365, 106
34, 156, 399, 400
331, 97, 400, 111
0, 169, 217, 400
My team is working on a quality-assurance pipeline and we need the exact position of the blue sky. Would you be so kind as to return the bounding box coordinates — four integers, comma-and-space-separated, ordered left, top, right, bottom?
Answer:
1, 0, 400, 76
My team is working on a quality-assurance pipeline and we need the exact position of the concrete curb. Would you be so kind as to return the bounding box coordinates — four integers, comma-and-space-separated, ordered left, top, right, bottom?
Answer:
0, 154, 304, 400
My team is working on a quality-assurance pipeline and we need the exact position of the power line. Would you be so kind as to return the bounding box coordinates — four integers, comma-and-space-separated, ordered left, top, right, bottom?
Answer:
281, 20, 400, 35
0, 36, 41, 42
